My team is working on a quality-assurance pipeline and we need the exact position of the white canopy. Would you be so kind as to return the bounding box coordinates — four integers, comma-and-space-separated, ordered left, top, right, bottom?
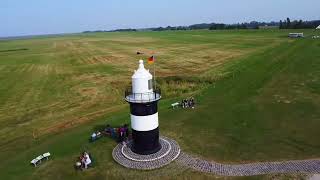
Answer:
316, 25, 320, 30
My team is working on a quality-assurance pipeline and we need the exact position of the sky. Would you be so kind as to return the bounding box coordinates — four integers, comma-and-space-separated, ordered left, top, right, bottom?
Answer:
1, 0, 319, 37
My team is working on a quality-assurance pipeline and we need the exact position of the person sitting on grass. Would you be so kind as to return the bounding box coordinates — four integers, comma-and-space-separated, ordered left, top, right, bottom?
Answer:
180, 97, 195, 109
78, 154, 85, 170
181, 99, 185, 108
183, 99, 188, 108
83, 152, 92, 169
96, 131, 101, 138
79, 152, 92, 170
190, 97, 195, 108
104, 124, 112, 136
91, 132, 97, 141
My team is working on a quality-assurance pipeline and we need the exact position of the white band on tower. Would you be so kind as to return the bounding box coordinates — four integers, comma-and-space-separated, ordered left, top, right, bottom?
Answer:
130, 113, 159, 131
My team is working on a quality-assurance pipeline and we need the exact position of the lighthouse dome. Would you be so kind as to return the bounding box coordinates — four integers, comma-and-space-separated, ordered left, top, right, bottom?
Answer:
132, 60, 153, 94
132, 60, 152, 79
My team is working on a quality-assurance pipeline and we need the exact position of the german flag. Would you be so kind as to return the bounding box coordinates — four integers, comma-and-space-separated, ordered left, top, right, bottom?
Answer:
148, 56, 155, 64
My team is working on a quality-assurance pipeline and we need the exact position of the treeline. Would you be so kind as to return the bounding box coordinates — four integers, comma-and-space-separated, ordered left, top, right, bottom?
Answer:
150, 26, 188, 31
279, 18, 320, 29
83, 28, 137, 33
149, 22, 271, 31
153, 19, 320, 31
108, 28, 137, 32
148, 19, 319, 31
83, 30, 108, 33
209, 21, 280, 30
189, 22, 276, 30
82, 18, 320, 33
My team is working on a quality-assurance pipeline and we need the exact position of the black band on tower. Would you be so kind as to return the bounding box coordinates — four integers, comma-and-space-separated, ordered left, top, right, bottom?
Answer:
130, 101, 158, 116
131, 127, 161, 155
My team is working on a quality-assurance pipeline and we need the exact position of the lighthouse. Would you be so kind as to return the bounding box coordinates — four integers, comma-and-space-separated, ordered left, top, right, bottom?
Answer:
125, 60, 161, 155
113, 59, 180, 169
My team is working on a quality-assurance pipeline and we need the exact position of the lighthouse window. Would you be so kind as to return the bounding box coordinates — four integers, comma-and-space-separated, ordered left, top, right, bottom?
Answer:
148, 79, 153, 90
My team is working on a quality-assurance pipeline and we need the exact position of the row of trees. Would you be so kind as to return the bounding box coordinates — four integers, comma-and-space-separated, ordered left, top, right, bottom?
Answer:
83, 18, 320, 33
280, 18, 320, 29
151, 18, 319, 31
150, 26, 188, 31
208, 22, 270, 30
150, 21, 276, 31
108, 28, 137, 32
83, 28, 137, 33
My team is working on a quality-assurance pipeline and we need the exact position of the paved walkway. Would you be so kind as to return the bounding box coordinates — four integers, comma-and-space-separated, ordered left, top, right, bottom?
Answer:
176, 152, 320, 176
112, 137, 180, 170
113, 137, 320, 176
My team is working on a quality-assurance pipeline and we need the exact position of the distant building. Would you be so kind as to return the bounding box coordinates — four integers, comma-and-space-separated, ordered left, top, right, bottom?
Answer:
258, 25, 279, 29
288, 33, 304, 38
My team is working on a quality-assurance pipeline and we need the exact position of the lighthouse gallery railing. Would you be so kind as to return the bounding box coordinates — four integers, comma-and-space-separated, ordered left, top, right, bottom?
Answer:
125, 88, 161, 103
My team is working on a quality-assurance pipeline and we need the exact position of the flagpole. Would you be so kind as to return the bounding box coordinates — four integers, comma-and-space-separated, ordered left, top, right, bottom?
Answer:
153, 56, 156, 90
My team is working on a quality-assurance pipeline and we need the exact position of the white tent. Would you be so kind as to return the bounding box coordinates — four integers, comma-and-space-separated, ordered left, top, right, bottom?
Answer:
316, 25, 320, 30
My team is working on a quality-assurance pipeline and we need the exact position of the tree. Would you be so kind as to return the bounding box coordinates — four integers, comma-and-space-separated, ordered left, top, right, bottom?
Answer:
279, 20, 283, 29
297, 20, 303, 29
286, 17, 291, 28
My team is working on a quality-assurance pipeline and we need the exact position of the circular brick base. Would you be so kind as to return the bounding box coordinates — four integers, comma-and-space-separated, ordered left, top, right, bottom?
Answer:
112, 136, 180, 170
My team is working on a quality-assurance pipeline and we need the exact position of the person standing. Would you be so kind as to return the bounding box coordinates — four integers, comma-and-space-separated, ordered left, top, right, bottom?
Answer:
124, 124, 129, 138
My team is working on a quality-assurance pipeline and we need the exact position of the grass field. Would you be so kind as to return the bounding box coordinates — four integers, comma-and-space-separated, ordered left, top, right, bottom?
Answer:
0, 29, 320, 179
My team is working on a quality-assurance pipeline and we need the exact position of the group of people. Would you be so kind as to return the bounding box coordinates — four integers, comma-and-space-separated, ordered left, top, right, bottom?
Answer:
81, 124, 130, 171
75, 151, 92, 170
181, 97, 195, 109
104, 124, 130, 143
90, 124, 130, 143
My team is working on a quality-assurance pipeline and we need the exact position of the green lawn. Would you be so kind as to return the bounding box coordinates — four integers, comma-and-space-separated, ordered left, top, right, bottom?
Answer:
0, 29, 319, 179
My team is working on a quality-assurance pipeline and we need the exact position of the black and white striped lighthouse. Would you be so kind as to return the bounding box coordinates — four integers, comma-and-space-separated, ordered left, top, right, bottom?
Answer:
125, 60, 161, 155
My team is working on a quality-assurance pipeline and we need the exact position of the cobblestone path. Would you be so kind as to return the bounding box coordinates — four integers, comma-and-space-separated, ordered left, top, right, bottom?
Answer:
176, 152, 320, 176
112, 137, 180, 170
